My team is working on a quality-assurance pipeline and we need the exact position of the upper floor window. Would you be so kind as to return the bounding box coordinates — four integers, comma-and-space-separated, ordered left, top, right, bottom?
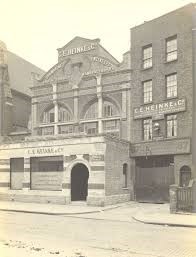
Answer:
43, 107, 55, 123
103, 120, 120, 131
143, 80, 152, 103
166, 73, 177, 98
167, 114, 177, 138
84, 122, 98, 135
41, 126, 54, 136
85, 102, 98, 120
42, 105, 72, 124
166, 36, 177, 62
103, 101, 118, 117
143, 118, 152, 141
59, 124, 73, 134
58, 106, 72, 122
142, 45, 152, 69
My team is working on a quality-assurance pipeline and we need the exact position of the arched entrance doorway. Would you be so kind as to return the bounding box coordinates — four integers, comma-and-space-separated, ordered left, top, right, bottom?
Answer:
71, 163, 89, 201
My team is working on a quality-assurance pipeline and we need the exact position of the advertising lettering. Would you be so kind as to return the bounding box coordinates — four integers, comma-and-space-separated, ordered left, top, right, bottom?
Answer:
134, 98, 186, 119
58, 43, 97, 58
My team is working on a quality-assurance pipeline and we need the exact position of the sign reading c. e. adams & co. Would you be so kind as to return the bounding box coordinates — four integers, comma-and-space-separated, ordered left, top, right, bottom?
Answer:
133, 98, 186, 119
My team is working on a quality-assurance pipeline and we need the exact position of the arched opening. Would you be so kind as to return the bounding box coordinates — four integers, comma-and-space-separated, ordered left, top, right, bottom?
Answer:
180, 165, 191, 187
71, 163, 89, 201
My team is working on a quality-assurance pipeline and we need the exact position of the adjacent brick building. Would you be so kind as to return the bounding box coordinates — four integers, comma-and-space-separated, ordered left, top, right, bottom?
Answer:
130, 3, 196, 202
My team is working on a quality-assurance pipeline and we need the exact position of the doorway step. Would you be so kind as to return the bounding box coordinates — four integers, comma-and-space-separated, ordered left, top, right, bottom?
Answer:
70, 201, 87, 206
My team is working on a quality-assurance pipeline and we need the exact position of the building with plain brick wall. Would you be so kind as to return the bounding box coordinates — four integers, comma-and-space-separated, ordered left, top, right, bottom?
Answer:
130, 3, 196, 202
0, 3, 195, 206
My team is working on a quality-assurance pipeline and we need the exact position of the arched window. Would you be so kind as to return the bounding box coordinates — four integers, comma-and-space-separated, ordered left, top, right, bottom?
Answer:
103, 101, 118, 117
43, 106, 55, 123
180, 165, 191, 187
58, 106, 72, 122
84, 102, 98, 120
123, 163, 128, 188
42, 105, 72, 124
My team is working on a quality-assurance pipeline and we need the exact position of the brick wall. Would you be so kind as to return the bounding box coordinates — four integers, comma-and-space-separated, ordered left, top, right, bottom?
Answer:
130, 4, 194, 144
105, 138, 131, 197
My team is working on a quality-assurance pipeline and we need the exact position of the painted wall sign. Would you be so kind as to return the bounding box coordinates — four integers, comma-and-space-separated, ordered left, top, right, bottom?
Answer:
134, 98, 186, 119
82, 66, 114, 76
31, 172, 63, 191
27, 147, 64, 155
58, 43, 97, 58
91, 56, 113, 67
130, 138, 190, 157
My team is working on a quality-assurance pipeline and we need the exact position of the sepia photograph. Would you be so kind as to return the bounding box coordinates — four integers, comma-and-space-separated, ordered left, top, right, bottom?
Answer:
0, 0, 196, 256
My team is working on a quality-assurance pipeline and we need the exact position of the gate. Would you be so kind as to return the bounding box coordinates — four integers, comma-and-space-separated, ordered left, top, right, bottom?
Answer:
177, 187, 193, 212
135, 165, 174, 202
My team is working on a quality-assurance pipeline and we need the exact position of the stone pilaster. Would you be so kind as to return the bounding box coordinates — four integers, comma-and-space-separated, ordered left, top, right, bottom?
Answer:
169, 184, 178, 213
73, 88, 79, 122
31, 98, 37, 135
23, 158, 30, 191
96, 75, 103, 134
52, 83, 58, 135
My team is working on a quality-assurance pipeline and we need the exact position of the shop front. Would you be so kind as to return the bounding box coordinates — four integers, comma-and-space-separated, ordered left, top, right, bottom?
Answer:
0, 135, 132, 206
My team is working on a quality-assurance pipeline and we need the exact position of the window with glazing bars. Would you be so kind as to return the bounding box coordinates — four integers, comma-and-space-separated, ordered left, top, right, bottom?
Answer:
142, 45, 152, 69
166, 36, 177, 62
143, 118, 152, 141
166, 73, 177, 98
167, 114, 177, 137
143, 80, 152, 103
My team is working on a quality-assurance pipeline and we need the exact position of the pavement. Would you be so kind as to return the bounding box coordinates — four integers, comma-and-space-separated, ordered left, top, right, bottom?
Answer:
0, 200, 196, 228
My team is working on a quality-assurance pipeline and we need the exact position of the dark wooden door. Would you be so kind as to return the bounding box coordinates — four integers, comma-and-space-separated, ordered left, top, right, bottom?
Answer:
135, 165, 174, 203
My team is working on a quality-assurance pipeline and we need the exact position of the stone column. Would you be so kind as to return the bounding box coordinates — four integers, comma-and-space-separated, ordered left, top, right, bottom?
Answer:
73, 88, 79, 122
169, 184, 178, 213
31, 98, 37, 135
96, 75, 103, 134
23, 158, 30, 191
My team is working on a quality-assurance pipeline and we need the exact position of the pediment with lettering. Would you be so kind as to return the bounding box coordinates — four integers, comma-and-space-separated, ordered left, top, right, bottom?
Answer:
39, 37, 120, 85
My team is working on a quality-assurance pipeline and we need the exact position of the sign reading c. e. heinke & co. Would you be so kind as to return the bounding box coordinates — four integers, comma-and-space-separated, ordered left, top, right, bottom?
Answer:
133, 98, 186, 119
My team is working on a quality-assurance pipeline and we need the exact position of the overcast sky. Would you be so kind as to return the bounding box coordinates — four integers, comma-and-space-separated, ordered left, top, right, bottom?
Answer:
0, 0, 193, 71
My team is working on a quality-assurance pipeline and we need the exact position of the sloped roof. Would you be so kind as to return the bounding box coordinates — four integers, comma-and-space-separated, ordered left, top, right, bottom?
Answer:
7, 51, 45, 96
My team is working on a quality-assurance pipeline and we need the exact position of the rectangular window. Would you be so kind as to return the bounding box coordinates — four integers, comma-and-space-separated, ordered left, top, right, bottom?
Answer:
103, 120, 120, 131
167, 114, 177, 137
143, 45, 152, 69
10, 158, 24, 190
166, 73, 177, 98
59, 125, 73, 134
166, 36, 177, 62
143, 119, 152, 141
143, 80, 152, 103
41, 126, 54, 135
104, 105, 113, 117
30, 156, 63, 191
84, 122, 98, 135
